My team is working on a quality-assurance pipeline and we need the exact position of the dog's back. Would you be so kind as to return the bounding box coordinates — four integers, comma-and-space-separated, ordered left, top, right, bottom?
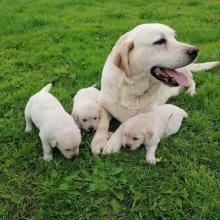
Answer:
26, 84, 65, 128
155, 104, 187, 137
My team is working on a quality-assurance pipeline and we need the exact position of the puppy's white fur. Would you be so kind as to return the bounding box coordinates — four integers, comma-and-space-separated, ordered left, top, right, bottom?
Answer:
24, 83, 81, 161
72, 86, 100, 131
91, 23, 219, 155
122, 104, 187, 164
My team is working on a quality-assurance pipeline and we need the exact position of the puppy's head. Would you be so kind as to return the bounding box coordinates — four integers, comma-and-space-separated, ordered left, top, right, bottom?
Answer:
73, 100, 100, 132
122, 121, 145, 150
51, 128, 81, 159
113, 23, 199, 87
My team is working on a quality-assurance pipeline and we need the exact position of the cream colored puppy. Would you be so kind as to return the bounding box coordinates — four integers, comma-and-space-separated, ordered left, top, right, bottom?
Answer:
24, 83, 81, 162
72, 86, 100, 131
122, 104, 187, 164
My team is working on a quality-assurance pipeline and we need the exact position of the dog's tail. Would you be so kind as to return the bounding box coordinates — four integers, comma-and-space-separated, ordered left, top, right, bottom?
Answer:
189, 61, 220, 72
40, 83, 52, 93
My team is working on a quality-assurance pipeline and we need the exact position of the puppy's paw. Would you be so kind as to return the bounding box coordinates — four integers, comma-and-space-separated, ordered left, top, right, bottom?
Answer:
91, 137, 107, 155
25, 126, 32, 133
146, 156, 156, 165
102, 141, 121, 155
43, 154, 53, 162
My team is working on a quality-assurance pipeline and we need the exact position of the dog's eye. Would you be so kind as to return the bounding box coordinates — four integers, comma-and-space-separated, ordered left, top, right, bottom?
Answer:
153, 38, 166, 45
83, 119, 87, 122
94, 117, 97, 120
133, 137, 138, 141
65, 149, 72, 152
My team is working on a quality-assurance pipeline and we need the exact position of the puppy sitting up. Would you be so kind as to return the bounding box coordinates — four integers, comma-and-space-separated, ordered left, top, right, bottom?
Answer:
24, 83, 81, 161
72, 85, 100, 132
122, 104, 187, 165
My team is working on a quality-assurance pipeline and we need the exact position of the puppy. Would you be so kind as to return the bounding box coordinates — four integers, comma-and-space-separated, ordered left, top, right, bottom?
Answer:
24, 83, 81, 161
72, 85, 100, 132
122, 104, 187, 164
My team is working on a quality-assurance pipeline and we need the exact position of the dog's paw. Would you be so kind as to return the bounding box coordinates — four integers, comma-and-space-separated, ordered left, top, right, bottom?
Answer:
102, 141, 121, 155
43, 154, 53, 162
146, 156, 156, 165
25, 126, 32, 133
91, 137, 107, 155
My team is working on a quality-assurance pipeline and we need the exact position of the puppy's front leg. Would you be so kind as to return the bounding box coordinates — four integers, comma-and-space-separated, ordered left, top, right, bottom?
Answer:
91, 108, 111, 155
145, 144, 158, 165
39, 132, 53, 162
102, 124, 123, 154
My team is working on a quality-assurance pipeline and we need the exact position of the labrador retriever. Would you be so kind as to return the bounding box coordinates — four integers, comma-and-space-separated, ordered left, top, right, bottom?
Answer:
25, 83, 81, 161
71, 85, 100, 131
122, 104, 187, 164
91, 23, 220, 155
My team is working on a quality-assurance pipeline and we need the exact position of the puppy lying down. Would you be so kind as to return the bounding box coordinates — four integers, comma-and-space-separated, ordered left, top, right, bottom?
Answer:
24, 83, 81, 161
72, 85, 100, 131
122, 104, 187, 164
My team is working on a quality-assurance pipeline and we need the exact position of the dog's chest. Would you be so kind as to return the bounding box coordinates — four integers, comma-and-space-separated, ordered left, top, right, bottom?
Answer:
119, 79, 159, 112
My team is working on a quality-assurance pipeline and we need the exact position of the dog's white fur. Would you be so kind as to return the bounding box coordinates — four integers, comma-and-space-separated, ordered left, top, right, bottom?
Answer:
72, 86, 100, 131
24, 83, 81, 161
122, 104, 187, 164
91, 23, 220, 155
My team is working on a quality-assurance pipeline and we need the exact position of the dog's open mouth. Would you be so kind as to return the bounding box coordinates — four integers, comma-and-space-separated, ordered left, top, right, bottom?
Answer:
151, 67, 189, 87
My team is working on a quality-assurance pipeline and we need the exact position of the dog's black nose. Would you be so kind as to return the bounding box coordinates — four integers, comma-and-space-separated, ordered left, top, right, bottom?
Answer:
88, 127, 94, 131
187, 47, 199, 60
125, 144, 131, 149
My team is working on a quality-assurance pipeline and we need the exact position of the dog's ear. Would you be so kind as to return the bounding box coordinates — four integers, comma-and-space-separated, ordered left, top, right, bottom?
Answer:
71, 112, 82, 129
113, 40, 134, 77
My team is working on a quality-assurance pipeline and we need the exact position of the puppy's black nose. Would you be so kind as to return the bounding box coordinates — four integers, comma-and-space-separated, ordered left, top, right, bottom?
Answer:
88, 127, 94, 131
125, 144, 131, 149
187, 47, 199, 60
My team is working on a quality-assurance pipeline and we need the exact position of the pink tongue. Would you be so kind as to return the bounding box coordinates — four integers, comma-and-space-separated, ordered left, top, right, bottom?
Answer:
155, 68, 189, 87
164, 69, 188, 87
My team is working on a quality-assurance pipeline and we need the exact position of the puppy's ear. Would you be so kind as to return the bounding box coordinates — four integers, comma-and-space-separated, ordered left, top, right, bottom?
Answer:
71, 112, 82, 129
113, 40, 134, 77
50, 136, 56, 148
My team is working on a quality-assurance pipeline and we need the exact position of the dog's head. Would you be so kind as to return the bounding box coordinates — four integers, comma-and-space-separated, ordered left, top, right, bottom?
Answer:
122, 121, 145, 150
51, 128, 81, 159
113, 23, 199, 87
72, 100, 100, 132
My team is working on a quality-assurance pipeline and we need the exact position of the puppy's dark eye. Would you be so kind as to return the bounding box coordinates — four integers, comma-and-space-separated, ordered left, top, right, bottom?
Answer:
133, 137, 138, 141
65, 149, 72, 152
153, 38, 166, 45
94, 117, 97, 120
83, 119, 87, 122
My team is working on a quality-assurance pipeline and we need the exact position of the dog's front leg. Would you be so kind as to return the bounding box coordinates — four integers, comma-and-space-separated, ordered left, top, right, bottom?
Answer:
102, 124, 123, 154
145, 144, 158, 165
91, 108, 111, 155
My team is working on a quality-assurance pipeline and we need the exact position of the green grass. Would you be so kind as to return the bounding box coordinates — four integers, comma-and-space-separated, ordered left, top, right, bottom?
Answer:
0, 0, 220, 219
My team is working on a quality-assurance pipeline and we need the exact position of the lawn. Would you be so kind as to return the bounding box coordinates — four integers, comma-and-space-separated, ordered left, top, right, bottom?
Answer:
0, 0, 220, 219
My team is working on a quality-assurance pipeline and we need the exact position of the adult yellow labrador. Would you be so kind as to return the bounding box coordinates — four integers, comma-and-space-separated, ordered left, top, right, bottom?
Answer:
91, 23, 220, 155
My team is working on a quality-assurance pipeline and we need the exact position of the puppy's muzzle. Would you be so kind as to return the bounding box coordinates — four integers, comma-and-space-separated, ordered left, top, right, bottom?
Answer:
88, 126, 95, 131
124, 144, 131, 149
